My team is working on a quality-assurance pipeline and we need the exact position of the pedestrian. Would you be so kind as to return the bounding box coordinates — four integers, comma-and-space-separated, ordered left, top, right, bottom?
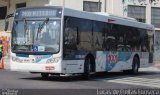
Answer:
0, 39, 2, 60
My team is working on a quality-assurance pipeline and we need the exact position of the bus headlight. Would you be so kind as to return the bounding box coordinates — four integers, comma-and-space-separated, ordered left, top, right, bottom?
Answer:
46, 57, 60, 64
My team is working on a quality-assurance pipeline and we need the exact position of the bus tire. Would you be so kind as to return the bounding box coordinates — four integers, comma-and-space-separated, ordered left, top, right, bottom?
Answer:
82, 59, 91, 80
131, 57, 139, 74
41, 73, 49, 78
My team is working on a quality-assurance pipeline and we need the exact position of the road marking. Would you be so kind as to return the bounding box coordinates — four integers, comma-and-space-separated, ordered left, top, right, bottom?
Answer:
104, 77, 160, 88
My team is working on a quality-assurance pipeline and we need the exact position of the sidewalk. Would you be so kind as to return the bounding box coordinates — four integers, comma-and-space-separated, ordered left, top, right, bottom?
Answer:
139, 63, 160, 72
3, 56, 10, 70
153, 63, 160, 69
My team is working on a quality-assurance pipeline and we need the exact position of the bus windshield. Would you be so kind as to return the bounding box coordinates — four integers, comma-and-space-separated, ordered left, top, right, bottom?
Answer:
12, 19, 61, 54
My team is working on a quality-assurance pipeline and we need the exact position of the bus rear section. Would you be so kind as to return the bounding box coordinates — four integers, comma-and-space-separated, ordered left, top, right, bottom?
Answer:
62, 8, 154, 78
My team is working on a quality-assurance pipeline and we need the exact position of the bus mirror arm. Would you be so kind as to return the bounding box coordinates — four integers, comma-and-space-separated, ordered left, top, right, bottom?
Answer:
76, 27, 80, 45
4, 13, 14, 32
4, 21, 9, 32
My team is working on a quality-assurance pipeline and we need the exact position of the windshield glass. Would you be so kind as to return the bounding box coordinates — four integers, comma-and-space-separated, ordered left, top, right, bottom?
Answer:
12, 19, 61, 54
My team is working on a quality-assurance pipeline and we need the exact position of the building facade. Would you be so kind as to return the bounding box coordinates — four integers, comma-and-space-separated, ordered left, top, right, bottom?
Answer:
0, 0, 160, 61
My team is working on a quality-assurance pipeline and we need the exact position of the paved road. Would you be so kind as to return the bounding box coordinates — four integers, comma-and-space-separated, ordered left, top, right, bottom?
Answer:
0, 68, 160, 95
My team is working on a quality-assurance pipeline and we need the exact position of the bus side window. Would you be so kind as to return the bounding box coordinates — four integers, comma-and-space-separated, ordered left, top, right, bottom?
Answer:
64, 27, 77, 49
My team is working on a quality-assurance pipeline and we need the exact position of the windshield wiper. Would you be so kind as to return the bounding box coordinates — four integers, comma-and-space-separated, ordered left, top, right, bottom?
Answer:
36, 18, 49, 40
23, 18, 32, 45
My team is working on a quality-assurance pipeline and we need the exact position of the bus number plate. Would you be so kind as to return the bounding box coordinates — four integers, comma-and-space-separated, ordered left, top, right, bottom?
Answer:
45, 66, 55, 70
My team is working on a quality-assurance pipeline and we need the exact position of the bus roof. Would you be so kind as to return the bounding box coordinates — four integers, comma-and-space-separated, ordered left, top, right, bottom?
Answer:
63, 8, 154, 30
15, 6, 154, 30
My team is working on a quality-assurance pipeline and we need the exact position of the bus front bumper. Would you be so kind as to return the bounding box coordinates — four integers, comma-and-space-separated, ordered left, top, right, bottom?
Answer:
10, 62, 63, 73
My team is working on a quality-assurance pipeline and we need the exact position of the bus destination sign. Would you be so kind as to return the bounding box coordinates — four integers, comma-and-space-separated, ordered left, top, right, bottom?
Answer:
16, 8, 62, 18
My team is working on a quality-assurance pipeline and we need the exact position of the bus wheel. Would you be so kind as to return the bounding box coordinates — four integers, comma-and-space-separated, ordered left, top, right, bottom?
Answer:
41, 73, 49, 78
131, 57, 139, 74
82, 59, 91, 80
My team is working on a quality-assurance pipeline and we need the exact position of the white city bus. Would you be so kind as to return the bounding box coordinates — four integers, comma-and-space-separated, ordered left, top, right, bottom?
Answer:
7, 6, 154, 79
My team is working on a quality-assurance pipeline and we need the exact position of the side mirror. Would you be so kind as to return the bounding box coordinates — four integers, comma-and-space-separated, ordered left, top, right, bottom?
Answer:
4, 13, 14, 32
4, 20, 9, 31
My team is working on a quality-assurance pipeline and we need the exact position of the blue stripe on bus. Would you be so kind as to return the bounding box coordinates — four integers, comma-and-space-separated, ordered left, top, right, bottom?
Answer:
16, 54, 29, 57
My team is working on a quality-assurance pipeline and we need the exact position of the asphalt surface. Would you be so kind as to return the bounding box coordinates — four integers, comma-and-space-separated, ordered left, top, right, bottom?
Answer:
0, 68, 160, 95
